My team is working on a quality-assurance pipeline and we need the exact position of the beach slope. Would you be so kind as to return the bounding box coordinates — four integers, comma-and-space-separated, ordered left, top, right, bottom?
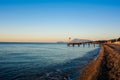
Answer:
78, 44, 120, 80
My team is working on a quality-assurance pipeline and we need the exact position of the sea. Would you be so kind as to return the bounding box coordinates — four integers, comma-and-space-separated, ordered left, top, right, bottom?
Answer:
0, 42, 100, 80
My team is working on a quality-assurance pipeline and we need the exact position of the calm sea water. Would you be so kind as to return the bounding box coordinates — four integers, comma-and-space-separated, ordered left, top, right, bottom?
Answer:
0, 43, 100, 80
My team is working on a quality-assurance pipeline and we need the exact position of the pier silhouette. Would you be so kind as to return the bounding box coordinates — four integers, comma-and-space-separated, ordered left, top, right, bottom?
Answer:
67, 41, 105, 47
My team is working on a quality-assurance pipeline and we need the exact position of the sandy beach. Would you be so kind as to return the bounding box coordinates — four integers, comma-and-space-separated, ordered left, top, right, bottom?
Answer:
78, 44, 120, 80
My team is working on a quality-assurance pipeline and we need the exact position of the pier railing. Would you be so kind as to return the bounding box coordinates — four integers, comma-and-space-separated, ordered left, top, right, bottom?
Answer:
67, 41, 101, 47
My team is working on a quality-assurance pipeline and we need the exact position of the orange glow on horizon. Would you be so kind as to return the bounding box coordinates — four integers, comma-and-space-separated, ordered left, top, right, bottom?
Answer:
0, 35, 116, 42
0, 36, 67, 42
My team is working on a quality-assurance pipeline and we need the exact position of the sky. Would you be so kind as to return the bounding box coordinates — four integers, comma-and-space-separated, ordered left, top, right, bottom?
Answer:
0, 0, 120, 42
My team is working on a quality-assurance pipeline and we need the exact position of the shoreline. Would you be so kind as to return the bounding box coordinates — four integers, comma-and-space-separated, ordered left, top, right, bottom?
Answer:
77, 44, 120, 80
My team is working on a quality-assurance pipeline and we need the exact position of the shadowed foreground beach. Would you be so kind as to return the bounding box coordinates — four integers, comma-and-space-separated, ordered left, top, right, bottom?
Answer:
78, 44, 120, 80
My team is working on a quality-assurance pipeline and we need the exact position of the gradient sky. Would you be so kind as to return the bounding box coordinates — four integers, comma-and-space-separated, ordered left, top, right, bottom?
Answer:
0, 0, 120, 42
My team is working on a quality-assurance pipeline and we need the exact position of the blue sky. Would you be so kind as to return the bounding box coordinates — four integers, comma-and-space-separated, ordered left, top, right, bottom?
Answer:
0, 0, 120, 42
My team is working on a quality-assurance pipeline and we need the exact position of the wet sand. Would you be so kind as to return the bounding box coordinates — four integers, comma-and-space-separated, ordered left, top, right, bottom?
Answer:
77, 44, 120, 80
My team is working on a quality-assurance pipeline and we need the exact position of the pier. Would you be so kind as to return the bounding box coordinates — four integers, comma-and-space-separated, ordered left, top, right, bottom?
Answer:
67, 41, 100, 47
